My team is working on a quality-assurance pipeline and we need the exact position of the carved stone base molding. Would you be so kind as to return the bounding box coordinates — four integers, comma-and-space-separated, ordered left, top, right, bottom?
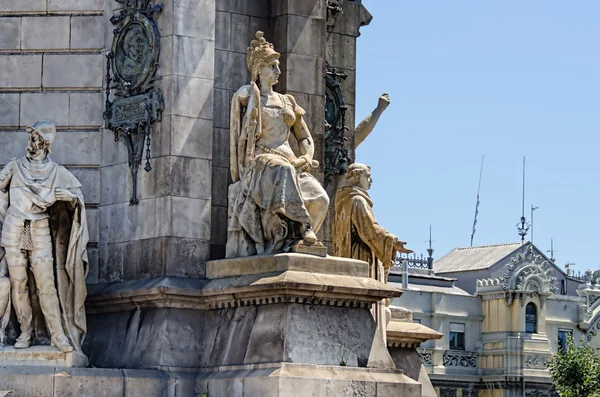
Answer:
0, 346, 88, 368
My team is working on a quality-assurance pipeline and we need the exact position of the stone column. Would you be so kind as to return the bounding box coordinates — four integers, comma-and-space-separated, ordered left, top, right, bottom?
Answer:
99, 0, 216, 281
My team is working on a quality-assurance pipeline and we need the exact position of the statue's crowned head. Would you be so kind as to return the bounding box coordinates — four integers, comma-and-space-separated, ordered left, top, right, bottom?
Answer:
25, 120, 56, 159
247, 31, 280, 83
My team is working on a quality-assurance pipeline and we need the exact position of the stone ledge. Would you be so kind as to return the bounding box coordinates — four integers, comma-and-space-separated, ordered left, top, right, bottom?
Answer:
387, 321, 443, 349
207, 252, 368, 279
0, 346, 87, 367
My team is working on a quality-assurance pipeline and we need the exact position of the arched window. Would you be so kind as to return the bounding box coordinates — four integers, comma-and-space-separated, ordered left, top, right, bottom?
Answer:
526, 303, 537, 333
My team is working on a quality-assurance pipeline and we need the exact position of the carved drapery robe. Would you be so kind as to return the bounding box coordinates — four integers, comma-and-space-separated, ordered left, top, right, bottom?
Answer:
333, 186, 398, 281
0, 157, 89, 352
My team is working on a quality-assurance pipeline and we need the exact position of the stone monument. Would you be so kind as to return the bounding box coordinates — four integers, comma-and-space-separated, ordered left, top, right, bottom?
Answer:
0, 1, 437, 395
0, 121, 89, 366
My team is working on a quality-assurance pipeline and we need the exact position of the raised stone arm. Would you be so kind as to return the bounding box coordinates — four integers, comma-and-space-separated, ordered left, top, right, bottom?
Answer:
354, 93, 390, 149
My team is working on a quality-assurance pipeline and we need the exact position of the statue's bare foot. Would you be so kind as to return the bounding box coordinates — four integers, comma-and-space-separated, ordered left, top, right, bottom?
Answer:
14, 334, 31, 349
51, 334, 73, 353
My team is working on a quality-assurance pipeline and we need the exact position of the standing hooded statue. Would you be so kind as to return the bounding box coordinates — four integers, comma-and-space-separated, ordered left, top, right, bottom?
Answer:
0, 121, 88, 353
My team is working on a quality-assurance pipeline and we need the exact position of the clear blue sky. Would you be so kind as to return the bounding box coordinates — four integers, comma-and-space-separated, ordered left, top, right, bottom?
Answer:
355, 1, 599, 273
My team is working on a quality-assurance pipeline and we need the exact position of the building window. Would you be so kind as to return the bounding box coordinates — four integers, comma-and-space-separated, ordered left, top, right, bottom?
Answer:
449, 322, 465, 350
413, 318, 421, 324
526, 303, 537, 333
558, 329, 572, 351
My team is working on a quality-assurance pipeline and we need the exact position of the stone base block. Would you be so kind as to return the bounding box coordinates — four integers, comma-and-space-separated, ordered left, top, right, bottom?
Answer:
197, 362, 422, 397
0, 346, 88, 367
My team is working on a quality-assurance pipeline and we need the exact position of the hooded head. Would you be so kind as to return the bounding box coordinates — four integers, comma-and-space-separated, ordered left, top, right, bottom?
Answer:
25, 120, 56, 160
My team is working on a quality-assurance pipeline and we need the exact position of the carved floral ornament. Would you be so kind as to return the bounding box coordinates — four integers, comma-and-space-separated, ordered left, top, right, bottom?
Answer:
499, 245, 558, 296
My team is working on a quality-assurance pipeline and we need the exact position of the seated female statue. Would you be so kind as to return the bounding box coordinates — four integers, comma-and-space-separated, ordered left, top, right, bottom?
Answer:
226, 31, 329, 258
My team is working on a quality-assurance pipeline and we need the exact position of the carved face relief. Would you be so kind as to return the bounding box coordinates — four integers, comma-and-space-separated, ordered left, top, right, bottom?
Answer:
259, 59, 281, 87
116, 23, 150, 84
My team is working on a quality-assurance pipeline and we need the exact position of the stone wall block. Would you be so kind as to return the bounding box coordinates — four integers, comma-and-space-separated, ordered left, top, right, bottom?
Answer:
212, 127, 229, 168
20, 92, 69, 126
168, 156, 211, 199
101, 129, 129, 167
43, 54, 103, 89
69, 168, 100, 204
272, 0, 326, 18
0, 0, 46, 15
0, 93, 20, 127
69, 92, 103, 127
71, 16, 105, 50
285, 53, 324, 95
0, 366, 55, 397
166, 75, 214, 120
171, 197, 211, 240
230, 13, 250, 53
215, 11, 230, 51
87, 207, 99, 243
211, 165, 229, 207
287, 91, 325, 138
326, 33, 356, 71
0, 131, 24, 164
100, 163, 131, 205
210, 205, 227, 246
98, 242, 124, 282
0, 17, 20, 50
0, 55, 42, 89
213, 88, 231, 129
99, 197, 171, 244
170, 115, 213, 159
284, 15, 326, 57
173, 0, 215, 40
49, 130, 101, 166
216, 0, 269, 18
123, 369, 169, 397
53, 368, 125, 397
172, 35, 215, 79
47, 0, 104, 13
86, 246, 99, 284
140, 155, 170, 200
22, 16, 70, 51
165, 237, 209, 278
214, 50, 247, 90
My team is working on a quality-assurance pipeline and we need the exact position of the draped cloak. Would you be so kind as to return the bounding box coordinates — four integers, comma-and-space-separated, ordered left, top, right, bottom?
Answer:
333, 186, 398, 281
0, 157, 88, 352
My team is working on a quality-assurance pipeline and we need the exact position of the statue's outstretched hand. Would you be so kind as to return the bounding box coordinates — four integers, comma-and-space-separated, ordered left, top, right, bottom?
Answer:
55, 188, 77, 205
394, 240, 413, 254
378, 93, 390, 110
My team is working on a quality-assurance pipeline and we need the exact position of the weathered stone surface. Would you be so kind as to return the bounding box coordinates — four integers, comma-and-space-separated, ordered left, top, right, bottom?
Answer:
285, 53, 325, 95
43, 54, 103, 89
171, 197, 211, 239
47, 0, 104, 13
53, 368, 124, 397
207, 252, 369, 279
0, 94, 19, 127
69, 167, 100, 204
170, 115, 213, 159
162, 75, 214, 119
216, 0, 269, 18
0, 346, 88, 367
212, 127, 229, 168
274, 14, 325, 57
69, 92, 103, 127
327, 32, 357, 71
123, 369, 169, 397
22, 16, 69, 50
70, 16, 104, 50
0, 55, 41, 89
271, 0, 327, 19
214, 49, 247, 90
172, 0, 215, 40
0, 0, 46, 14
168, 35, 215, 80
20, 93, 69, 126
47, 131, 101, 166
213, 88, 231, 129
0, 366, 55, 397
210, 205, 227, 246
215, 11, 231, 50
0, 18, 20, 50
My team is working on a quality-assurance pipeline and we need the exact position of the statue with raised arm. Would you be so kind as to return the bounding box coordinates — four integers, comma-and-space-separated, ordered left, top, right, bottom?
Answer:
0, 121, 88, 353
354, 93, 390, 149
332, 163, 411, 282
227, 32, 330, 257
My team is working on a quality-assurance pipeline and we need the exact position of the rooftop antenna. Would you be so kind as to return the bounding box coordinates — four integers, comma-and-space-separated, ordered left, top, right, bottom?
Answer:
516, 157, 530, 248
546, 238, 556, 263
427, 225, 435, 270
531, 205, 539, 244
470, 155, 484, 247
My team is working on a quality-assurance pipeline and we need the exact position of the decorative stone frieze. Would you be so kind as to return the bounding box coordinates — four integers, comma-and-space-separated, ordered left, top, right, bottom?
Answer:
524, 355, 549, 369
443, 351, 477, 368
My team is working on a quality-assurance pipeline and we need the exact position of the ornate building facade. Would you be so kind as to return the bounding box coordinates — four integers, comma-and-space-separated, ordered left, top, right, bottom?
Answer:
389, 242, 600, 397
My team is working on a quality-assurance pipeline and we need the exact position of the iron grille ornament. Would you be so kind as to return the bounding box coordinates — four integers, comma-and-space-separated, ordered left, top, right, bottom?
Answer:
104, 0, 164, 205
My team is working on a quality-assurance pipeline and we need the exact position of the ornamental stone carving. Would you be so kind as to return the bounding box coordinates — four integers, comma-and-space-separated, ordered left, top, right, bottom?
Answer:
226, 32, 330, 257
524, 355, 548, 369
443, 351, 477, 368
499, 245, 558, 298
0, 121, 89, 354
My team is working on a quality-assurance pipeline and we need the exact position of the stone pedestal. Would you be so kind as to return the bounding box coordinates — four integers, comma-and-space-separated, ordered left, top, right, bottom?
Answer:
0, 346, 88, 368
